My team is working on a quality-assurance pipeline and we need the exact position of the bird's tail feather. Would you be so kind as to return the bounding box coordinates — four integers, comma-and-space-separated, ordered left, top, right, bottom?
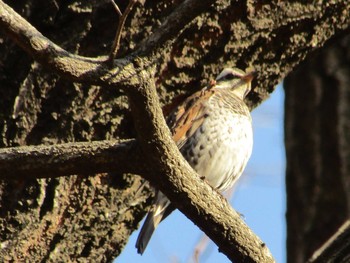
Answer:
136, 191, 171, 254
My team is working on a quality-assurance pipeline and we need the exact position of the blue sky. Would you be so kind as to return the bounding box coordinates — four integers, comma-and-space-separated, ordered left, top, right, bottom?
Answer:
118, 85, 286, 263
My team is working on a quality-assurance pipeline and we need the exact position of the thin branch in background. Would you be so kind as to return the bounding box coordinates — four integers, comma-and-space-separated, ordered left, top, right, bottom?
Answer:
193, 235, 210, 263
192, 186, 236, 263
110, 0, 122, 16
109, 0, 138, 61
307, 220, 350, 263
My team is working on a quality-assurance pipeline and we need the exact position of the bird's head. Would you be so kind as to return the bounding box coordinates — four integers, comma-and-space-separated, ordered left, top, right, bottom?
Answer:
215, 68, 256, 99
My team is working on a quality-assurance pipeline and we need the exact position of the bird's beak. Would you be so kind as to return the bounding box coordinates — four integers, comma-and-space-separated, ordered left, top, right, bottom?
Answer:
241, 70, 257, 83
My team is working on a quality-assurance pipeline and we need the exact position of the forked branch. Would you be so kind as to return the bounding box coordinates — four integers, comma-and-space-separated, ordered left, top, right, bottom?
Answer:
109, 0, 139, 60
0, 0, 277, 262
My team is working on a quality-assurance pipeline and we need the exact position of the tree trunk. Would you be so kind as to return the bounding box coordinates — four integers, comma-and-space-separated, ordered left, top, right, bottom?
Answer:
284, 32, 350, 263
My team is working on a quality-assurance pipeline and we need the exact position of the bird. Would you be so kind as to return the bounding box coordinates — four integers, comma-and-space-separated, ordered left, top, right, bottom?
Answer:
135, 67, 255, 254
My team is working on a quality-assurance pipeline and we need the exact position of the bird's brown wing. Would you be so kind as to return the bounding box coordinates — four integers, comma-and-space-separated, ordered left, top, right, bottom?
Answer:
167, 89, 215, 149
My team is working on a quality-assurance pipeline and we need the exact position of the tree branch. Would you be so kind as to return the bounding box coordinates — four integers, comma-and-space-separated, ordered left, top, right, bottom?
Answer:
0, 139, 147, 179
0, 0, 219, 86
109, 0, 138, 60
0, 1, 137, 85
123, 65, 274, 262
308, 220, 350, 263
109, 0, 122, 16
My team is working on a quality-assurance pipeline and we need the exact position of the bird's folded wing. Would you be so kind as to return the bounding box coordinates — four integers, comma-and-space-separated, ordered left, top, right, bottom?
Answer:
168, 89, 214, 149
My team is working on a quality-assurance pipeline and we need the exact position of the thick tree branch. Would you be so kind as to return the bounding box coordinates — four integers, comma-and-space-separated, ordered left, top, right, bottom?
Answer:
0, 139, 147, 179
123, 65, 274, 262
0, 1, 112, 84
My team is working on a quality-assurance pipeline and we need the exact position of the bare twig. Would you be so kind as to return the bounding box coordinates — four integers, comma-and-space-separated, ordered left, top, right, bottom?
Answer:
110, 0, 122, 16
308, 220, 350, 263
109, 0, 138, 61
193, 235, 210, 263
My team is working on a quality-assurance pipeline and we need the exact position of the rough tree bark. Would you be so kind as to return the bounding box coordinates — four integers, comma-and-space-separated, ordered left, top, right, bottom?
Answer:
285, 32, 350, 263
0, 0, 349, 262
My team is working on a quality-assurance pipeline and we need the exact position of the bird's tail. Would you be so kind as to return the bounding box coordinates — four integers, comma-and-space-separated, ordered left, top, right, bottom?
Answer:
136, 191, 172, 254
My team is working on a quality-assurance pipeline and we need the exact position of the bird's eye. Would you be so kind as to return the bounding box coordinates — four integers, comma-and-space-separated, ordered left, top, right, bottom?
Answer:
223, 73, 236, 80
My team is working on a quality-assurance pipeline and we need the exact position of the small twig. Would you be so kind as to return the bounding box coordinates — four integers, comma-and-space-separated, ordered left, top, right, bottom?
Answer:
308, 220, 350, 263
109, 0, 138, 61
193, 235, 210, 263
109, 0, 122, 16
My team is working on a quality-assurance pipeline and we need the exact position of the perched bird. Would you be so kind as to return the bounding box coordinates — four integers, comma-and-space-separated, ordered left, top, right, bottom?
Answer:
136, 67, 255, 254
